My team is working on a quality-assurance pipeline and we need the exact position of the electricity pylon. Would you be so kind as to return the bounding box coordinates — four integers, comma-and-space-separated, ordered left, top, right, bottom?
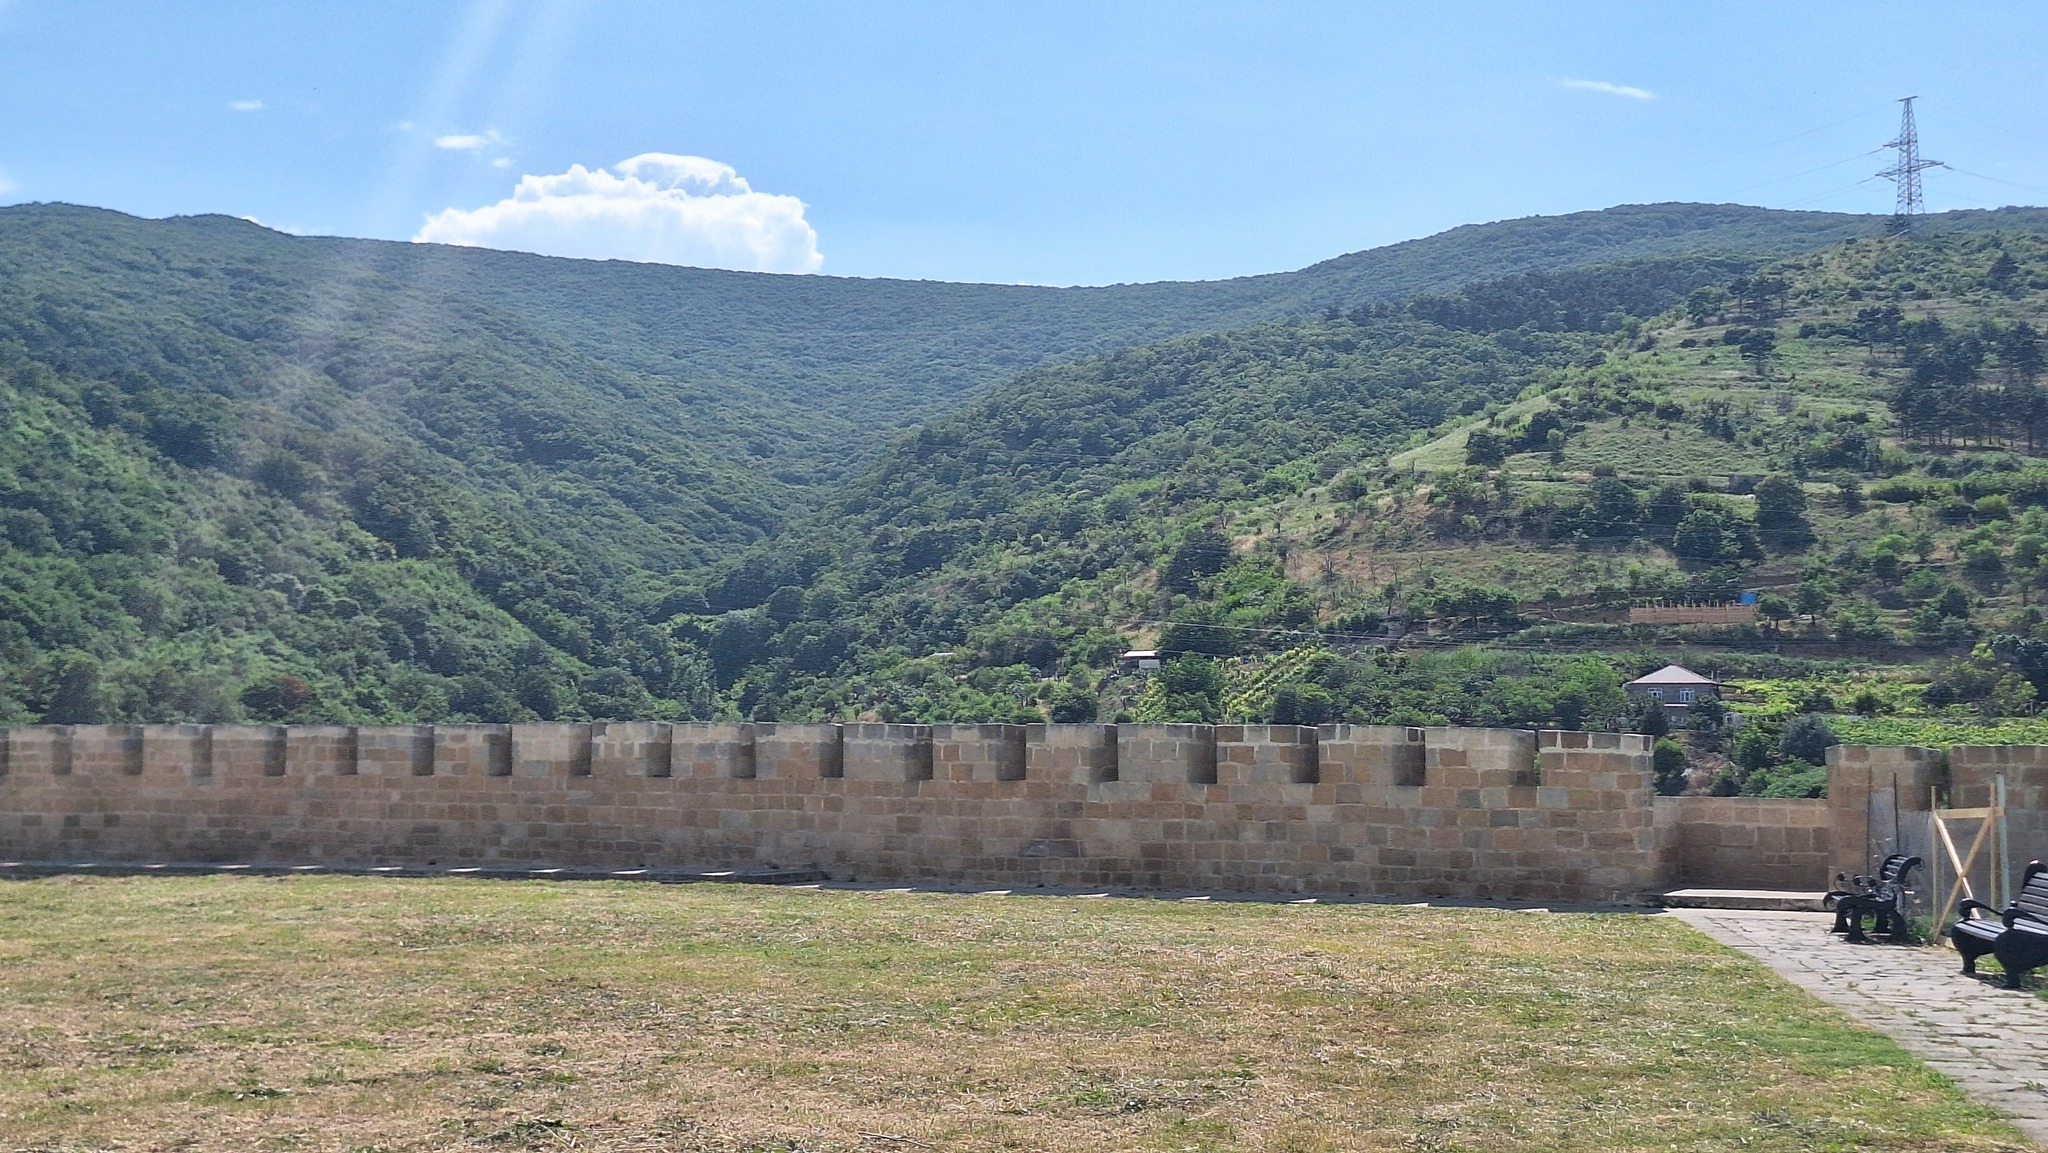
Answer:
1878, 96, 1942, 233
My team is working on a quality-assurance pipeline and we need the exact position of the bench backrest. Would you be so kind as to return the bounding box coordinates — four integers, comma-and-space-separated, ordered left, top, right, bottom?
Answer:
2017, 861, 2048, 921
1876, 854, 1921, 887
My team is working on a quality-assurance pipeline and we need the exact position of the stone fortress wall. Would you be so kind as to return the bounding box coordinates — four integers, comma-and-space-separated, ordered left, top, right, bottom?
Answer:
1826, 743, 2048, 898
0, 722, 2040, 901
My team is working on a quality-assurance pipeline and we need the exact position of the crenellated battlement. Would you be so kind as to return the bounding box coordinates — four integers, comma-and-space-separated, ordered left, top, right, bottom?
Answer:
0, 721, 1650, 786
10, 722, 2019, 902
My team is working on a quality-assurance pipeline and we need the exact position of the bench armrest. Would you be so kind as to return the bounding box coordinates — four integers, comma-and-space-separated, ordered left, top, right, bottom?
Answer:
2004, 905, 2048, 930
1956, 900, 2002, 922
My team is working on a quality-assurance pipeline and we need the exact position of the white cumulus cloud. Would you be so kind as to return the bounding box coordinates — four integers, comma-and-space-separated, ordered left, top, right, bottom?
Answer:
413, 153, 823, 273
436, 133, 490, 150
1561, 78, 1654, 100
229, 99, 265, 112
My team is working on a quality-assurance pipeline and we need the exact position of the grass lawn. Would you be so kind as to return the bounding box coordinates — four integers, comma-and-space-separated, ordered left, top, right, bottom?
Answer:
0, 877, 2030, 1153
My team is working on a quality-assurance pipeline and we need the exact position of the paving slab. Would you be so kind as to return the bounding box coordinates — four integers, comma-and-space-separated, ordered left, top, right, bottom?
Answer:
1658, 887, 1828, 911
1673, 907, 2048, 1147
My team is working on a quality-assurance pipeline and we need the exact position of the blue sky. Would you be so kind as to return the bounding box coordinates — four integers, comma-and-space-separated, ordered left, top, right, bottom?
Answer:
1, 1, 2044, 285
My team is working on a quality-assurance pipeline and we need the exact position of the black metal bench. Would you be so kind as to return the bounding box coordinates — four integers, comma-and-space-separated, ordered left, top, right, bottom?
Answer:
1949, 860, 2048, 987
1824, 854, 1921, 943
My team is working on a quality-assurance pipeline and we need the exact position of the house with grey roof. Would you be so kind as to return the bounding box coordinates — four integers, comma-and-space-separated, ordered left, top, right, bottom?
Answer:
1624, 664, 1724, 727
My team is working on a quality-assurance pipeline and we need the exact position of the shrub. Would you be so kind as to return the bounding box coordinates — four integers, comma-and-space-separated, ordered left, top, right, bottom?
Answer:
1463, 428, 1508, 466
1672, 500, 1762, 562
1632, 697, 1670, 737
1753, 759, 1828, 798
252, 451, 321, 498
1160, 528, 1232, 594
1271, 683, 1338, 726
1687, 696, 1730, 745
1048, 682, 1099, 723
1779, 714, 1839, 765
1866, 478, 1928, 504
1159, 607, 1243, 657
1652, 738, 1688, 796
1732, 725, 1775, 773
1834, 601, 1893, 644
240, 674, 315, 720
1330, 473, 1371, 501
1754, 476, 1808, 531
1935, 584, 1973, 619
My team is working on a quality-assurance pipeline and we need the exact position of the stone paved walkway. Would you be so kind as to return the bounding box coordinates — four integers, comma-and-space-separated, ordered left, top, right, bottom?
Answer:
1672, 908, 2048, 1146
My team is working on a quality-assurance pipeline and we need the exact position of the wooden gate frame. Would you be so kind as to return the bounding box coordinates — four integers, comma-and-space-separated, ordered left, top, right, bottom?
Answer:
1930, 774, 2010, 934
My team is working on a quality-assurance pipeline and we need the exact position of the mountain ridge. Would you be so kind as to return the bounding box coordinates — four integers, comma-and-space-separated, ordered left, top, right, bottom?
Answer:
5, 199, 2047, 729
687, 224, 2048, 789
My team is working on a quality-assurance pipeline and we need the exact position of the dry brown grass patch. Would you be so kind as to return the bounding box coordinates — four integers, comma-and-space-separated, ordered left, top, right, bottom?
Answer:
0, 876, 2029, 1152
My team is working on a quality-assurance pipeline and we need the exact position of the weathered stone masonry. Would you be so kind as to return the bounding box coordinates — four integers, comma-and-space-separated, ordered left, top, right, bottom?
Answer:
1823, 743, 2048, 896
3, 722, 2031, 901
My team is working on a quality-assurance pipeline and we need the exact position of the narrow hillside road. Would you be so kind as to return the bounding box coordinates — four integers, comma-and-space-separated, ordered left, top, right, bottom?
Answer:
1672, 908, 2048, 1146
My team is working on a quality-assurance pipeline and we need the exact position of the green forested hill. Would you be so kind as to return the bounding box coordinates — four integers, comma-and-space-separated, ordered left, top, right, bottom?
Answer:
5, 199, 2047, 729
673, 227, 2048, 784
672, 255, 1753, 719
21, 202, 2045, 493
322, 202, 2048, 463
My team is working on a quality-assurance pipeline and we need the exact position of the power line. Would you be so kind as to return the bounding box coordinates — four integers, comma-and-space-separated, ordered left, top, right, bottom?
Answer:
1939, 188, 2015, 211
1944, 166, 2048, 197
1726, 148, 1887, 196
1779, 175, 1887, 211
1568, 106, 1884, 206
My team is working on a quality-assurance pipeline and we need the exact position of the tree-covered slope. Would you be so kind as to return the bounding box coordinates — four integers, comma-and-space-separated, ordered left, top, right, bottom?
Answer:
670, 227, 2048, 768
0, 337, 722, 726
18, 202, 2042, 496
347, 203, 2048, 459
5, 199, 2047, 728
673, 254, 1756, 719
0, 209, 766, 725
